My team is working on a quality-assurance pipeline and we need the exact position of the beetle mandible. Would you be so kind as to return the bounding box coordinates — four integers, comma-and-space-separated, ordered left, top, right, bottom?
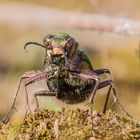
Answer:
1, 33, 133, 122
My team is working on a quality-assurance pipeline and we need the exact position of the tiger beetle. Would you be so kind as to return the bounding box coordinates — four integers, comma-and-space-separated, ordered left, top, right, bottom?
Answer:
0, 33, 133, 124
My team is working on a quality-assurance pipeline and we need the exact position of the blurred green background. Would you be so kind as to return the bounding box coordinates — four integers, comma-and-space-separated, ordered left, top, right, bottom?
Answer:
0, 0, 140, 119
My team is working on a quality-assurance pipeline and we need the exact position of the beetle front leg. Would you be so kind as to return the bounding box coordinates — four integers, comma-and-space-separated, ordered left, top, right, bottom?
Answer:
0, 71, 40, 123
71, 71, 100, 123
0, 75, 28, 123
89, 78, 99, 124
93, 68, 113, 80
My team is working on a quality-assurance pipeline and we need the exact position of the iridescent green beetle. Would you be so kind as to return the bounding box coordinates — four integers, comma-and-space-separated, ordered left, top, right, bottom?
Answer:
1, 33, 133, 123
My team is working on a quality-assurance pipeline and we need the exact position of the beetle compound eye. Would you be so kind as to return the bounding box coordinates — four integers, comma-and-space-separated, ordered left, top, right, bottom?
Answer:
43, 34, 54, 46
64, 37, 79, 58
44, 39, 50, 47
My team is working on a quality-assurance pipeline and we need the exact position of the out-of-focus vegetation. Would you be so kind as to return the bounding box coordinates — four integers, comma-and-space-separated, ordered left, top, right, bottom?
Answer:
1, 0, 140, 18
0, 109, 140, 140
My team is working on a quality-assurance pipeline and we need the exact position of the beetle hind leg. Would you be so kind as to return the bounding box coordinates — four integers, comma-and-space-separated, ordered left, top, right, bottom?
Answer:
98, 79, 133, 119
110, 83, 133, 118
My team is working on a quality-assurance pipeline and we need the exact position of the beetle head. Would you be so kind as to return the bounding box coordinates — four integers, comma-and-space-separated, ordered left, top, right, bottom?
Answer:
43, 33, 79, 65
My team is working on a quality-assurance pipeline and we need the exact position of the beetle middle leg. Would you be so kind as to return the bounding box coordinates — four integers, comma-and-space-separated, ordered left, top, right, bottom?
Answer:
34, 90, 56, 109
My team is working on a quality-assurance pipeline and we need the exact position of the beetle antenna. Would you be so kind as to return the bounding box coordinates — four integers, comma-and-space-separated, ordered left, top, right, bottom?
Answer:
24, 42, 46, 52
